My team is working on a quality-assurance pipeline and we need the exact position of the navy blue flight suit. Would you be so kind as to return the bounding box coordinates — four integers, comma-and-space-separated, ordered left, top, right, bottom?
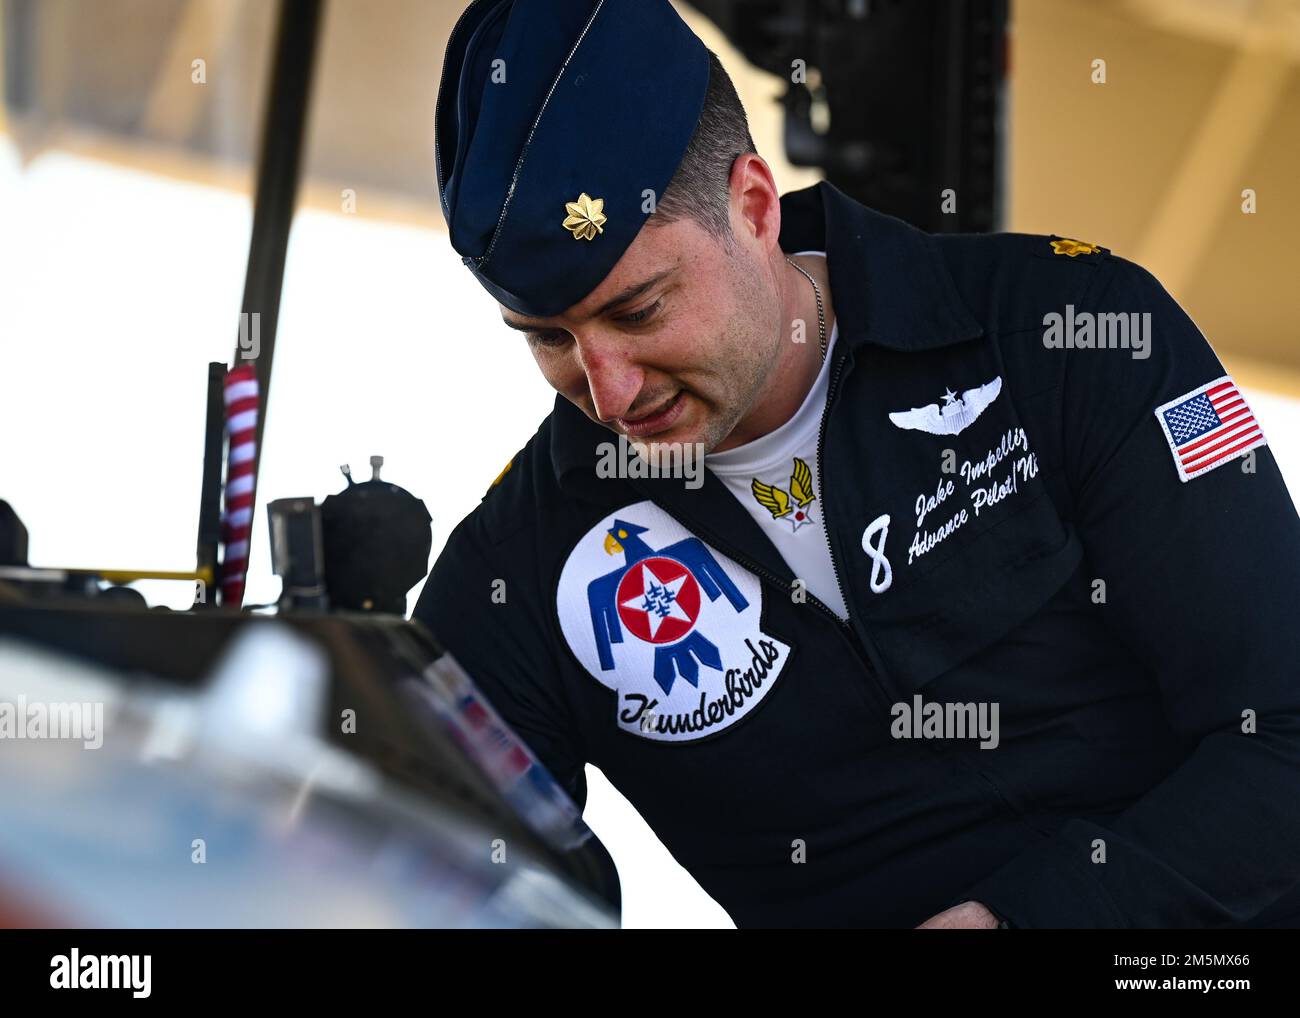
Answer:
413, 180, 1300, 928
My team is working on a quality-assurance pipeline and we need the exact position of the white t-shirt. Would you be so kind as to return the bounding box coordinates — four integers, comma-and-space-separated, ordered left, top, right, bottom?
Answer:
705, 253, 848, 620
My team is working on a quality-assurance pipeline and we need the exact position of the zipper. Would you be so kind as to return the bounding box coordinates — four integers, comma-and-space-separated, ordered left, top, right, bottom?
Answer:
815, 343, 853, 631
652, 493, 849, 635
650, 345, 856, 638
646, 489, 896, 720
631, 334, 884, 687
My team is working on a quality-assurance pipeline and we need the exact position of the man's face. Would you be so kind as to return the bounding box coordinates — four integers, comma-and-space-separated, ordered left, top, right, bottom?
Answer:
499, 200, 784, 455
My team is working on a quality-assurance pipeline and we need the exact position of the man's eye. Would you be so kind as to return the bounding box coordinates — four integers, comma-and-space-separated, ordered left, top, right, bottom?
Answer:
618, 299, 661, 325
527, 330, 570, 348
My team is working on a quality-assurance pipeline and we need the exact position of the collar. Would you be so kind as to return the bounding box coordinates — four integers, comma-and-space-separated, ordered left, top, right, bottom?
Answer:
551, 180, 983, 481
780, 179, 982, 353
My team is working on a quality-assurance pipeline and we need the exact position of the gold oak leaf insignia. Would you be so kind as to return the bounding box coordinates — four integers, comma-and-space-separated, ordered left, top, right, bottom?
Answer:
1050, 238, 1100, 257
562, 193, 607, 241
490, 458, 513, 487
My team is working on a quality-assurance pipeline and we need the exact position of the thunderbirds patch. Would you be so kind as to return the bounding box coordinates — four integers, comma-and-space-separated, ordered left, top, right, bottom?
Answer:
556, 502, 790, 743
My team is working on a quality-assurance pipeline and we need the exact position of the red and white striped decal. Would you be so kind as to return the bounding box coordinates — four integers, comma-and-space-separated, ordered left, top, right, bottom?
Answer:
219, 364, 259, 606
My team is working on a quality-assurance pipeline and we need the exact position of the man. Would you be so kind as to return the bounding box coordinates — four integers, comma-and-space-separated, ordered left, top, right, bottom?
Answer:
415, 0, 1300, 928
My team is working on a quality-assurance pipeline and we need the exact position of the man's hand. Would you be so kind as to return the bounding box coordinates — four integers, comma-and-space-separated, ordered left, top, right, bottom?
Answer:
915, 900, 1002, 928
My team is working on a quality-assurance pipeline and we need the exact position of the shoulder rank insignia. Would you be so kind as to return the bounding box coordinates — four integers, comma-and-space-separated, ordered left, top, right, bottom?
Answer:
486, 457, 513, 494
1050, 237, 1101, 257
562, 192, 606, 241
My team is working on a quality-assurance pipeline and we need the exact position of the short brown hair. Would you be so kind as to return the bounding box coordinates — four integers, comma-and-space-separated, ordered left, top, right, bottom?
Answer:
651, 48, 757, 247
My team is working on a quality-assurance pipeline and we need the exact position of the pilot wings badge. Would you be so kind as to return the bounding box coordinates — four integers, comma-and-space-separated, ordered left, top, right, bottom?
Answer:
888, 376, 1003, 436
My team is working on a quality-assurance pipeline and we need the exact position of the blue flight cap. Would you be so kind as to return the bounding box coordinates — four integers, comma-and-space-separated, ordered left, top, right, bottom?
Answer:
435, 0, 711, 317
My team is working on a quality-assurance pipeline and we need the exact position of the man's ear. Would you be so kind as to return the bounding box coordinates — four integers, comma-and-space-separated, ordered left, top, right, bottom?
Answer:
729, 153, 781, 252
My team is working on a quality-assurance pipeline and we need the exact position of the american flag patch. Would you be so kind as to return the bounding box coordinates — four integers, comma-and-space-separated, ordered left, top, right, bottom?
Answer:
1154, 375, 1266, 482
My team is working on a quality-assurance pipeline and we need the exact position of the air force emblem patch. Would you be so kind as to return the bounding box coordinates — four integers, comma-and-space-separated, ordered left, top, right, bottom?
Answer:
556, 502, 791, 743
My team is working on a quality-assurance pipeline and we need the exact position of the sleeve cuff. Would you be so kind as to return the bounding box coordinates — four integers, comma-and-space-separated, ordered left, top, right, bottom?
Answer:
951, 822, 1130, 929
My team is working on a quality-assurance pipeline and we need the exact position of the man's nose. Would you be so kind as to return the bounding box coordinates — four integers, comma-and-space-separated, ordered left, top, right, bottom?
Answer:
577, 338, 643, 422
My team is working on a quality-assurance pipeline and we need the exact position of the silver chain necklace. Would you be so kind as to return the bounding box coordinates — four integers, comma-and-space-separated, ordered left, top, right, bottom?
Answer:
784, 255, 827, 363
